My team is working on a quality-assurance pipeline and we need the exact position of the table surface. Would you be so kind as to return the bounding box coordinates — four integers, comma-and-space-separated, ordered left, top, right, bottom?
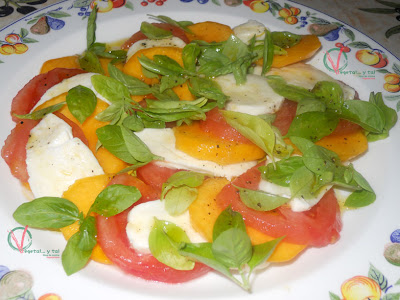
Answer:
0, 0, 398, 57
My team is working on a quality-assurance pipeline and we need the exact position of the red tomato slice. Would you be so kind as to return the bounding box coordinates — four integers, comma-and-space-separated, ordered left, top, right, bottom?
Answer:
121, 23, 190, 50
11, 68, 85, 122
216, 163, 342, 247
198, 108, 253, 143
97, 173, 210, 283
136, 162, 182, 194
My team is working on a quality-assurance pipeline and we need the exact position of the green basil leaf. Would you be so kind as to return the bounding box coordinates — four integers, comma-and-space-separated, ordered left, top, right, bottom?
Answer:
340, 100, 385, 133
122, 114, 145, 132
179, 242, 234, 280
89, 184, 141, 217
259, 156, 304, 187
247, 237, 284, 273
352, 169, 374, 193
77, 216, 97, 251
212, 207, 246, 241
161, 171, 206, 199
91, 75, 130, 103
148, 15, 193, 33
189, 77, 227, 108
296, 98, 326, 115
367, 92, 398, 141
139, 55, 183, 77
160, 75, 187, 93
149, 218, 194, 270
13, 197, 80, 229
222, 34, 249, 62
62, 231, 92, 276
235, 185, 290, 211
289, 166, 315, 200
96, 125, 138, 164
266, 75, 317, 102
286, 111, 339, 142
108, 63, 152, 95
79, 50, 104, 74
13, 102, 65, 120
121, 125, 157, 162
95, 104, 124, 124
137, 111, 166, 128
164, 186, 198, 216
271, 31, 301, 48
66, 85, 97, 124
211, 228, 252, 269
140, 21, 173, 40
302, 145, 341, 175
344, 189, 376, 207
151, 85, 180, 101
86, 6, 97, 48
182, 43, 200, 72
262, 29, 274, 75
312, 81, 344, 112
153, 55, 187, 74
221, 110, 275, 158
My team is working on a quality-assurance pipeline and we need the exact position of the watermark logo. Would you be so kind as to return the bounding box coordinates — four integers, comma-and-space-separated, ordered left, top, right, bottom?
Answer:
7, 226, 60, 258
324, 47, 348, 74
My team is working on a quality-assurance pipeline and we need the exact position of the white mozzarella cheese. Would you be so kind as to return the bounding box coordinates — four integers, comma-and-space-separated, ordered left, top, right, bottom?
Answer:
258, 179, 331, 212
126, 37, 186, 61
233, 20, 266, 44
32, 73, 110, 111
26, 114, 104, 198
214, 74, 285, 115
135, 128, 257, 180
126, 200, 206, 253
264, 63, 356, 100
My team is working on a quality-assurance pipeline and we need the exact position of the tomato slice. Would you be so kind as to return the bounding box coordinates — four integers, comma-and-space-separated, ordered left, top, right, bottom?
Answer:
96, 173, 210, 283
121, 23, 190, 50
199, 108, 252, 143
11, 68, 85, 122
216, 163, 342, 247
136, 162, 182, 194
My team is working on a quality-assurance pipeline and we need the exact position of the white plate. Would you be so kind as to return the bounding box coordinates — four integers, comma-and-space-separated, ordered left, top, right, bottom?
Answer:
1, 0, 400, 299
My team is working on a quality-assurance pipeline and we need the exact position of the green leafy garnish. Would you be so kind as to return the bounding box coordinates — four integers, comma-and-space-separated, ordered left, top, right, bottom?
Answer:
66, 85, 97, 124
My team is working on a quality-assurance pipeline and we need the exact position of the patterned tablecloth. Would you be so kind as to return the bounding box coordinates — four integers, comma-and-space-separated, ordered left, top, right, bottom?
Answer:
0, 0, 399, 58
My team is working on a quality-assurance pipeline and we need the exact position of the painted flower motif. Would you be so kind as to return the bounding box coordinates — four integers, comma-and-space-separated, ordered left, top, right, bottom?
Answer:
340, 276, 382, 300
278, 6, 301, 25
0, 32, 32, 55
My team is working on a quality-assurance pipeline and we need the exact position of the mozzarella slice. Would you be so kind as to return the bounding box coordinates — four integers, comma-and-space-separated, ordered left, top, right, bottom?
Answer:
32, 73, 110, 111
233, 20, 266, 44
265, 63, 356, 100
126, 200, 206, 253
258, 179, 331, 212
26, 114, 104, 198
126, 37, 186, 61
135, 128, 257, 180
214, 74, 285, 115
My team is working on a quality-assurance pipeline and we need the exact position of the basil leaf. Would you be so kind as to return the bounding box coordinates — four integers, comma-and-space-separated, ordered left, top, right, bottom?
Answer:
89, 43, 127, 61
211, 228, 252, 269
140, 21, 172, 39
108, 63, 152, 95
259, 156, 304, 187
296, 99, 326, 115
77, 216, 97, 252
148, 15, 193, 33
182, 43, 200, 72
139, 55, 183, 77
212, 207, 246, 241
235, 185, 290, 211
344, 189, 376, 207
289, 166, 315, 200
262, 29, 274, 75
189, 77, 227, 108
302, 145, 341, 175
120, 126, 156, 162
95, 104, 124, 124
91, 75, 130, 103
247, 237, 284, 273
137, 111, 166, 128
13, 197, 80, 229
96, 125, 138, 164
352, 169, 374, 193
340, 100, 385, 133
222, 34, 249, 62
149, 218, 195, 270
164, 186, 198, 216
179, 242, 234, 280
89, 184, 141, 217
122, 114, 145, 132
286, 111, 339, 142
367, 92, 398, 141
266, 75, 317, 102
221, 110, 274, 158
271, 31, 301, 48
62, 231, 92, 276
66, 85, 97, 124
79, 50, 104, 74
161, 171, 206, 199
312, 81, 344, 112
160, 75, 187, 93
86, 6, 97, 48
13, 102, 65, 120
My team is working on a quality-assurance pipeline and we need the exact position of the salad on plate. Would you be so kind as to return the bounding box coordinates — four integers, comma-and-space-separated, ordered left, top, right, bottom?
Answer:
1, 8, 397, 292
